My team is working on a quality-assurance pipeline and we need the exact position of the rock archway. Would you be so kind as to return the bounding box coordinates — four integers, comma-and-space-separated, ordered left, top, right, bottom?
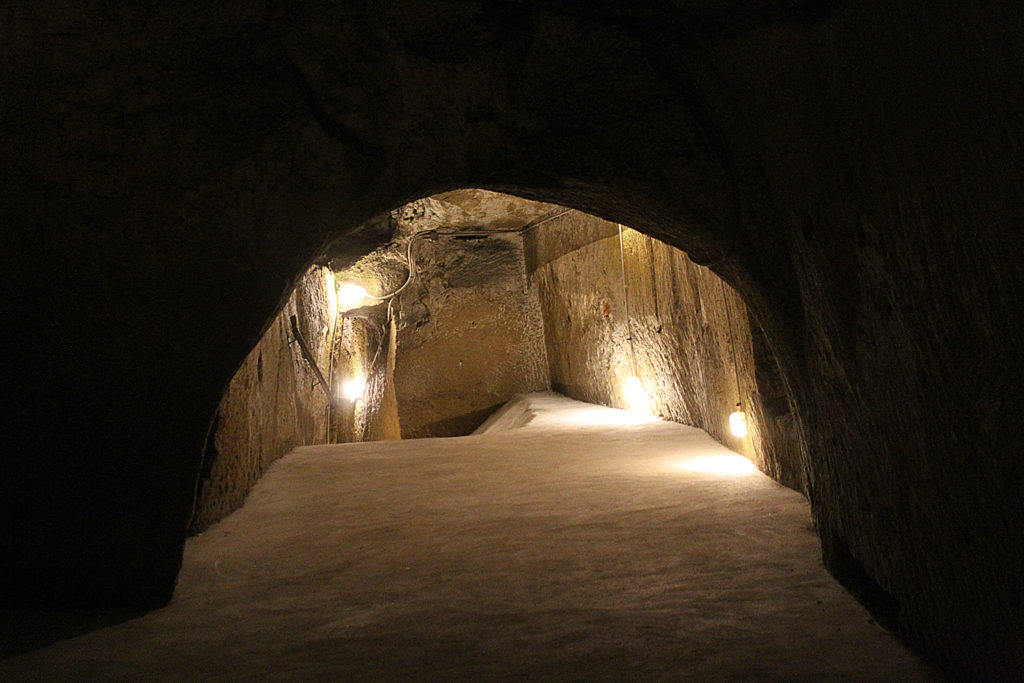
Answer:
3, 1, 1021, 677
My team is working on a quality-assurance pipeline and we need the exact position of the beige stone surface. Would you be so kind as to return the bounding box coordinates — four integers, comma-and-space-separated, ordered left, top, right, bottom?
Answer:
529, 217, 795, 484
0, 395, 935, 680
190, 266, 336, 533
393, 233, 550, 439
332, 190, 554, 440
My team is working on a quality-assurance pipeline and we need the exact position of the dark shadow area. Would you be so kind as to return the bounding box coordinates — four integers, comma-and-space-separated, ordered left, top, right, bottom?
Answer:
1, 609, 146, 658
748, 318, 805, 494
406, 403, 506, 440
823, 534, 901, 632
822, 537, 955, 680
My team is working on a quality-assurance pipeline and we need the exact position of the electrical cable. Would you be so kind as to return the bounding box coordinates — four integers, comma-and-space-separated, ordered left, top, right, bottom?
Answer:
368, 299, 393, 372
720, 277, 742, 409
361, 207, 575, 304
618, 223, 637, 374
326, 284, 342, 441
328, 208, 577, 441
363, 232, 429, 302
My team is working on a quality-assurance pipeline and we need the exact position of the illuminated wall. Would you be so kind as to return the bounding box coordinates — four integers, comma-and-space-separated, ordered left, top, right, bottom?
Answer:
330, 191, 553, 440
526, 211, 800, 487
390, 232, 550, 438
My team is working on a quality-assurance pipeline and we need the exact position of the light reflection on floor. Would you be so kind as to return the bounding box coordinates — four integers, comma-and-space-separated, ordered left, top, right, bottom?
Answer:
677, 454, 759, 475
531, 403, 662, 427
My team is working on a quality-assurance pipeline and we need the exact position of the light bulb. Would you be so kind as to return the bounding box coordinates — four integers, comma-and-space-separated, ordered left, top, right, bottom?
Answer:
341, 377, 366, 401
729, 410, 748, 438
624, 375, 649, 414
337, 283, 368, 308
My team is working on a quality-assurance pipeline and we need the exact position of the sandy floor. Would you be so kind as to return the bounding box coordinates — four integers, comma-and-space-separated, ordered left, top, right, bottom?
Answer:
1, 393, 936, 680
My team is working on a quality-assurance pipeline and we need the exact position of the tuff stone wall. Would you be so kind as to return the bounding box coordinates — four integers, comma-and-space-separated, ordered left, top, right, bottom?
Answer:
527, 214, 800, 487
333, 191, 553, 440
361, 316, 402, 442
393, 233, 550, 438
189, 267, 336, 534
710, 8, 1024, 675
193, 206, 795, 536
193, 190, 550, 532
328, 304, 401, 444
191, 261, 402, 535
192, 262, 406, 533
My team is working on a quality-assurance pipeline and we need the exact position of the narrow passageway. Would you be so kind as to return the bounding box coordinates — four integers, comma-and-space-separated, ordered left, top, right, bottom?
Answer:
1, 394, 931, 680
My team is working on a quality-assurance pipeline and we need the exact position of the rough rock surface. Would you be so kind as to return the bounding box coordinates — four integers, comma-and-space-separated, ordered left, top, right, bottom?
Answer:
189, 267, 336, 534
194, 191, 552, 529
333, 190, 554, 439
392, 238, 550, 438
2, 1, 1021, 676
528, 214, 797, 485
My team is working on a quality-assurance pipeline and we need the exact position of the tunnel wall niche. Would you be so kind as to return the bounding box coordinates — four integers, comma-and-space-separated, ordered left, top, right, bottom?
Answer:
328, 306, 402, 445
193, 191, 552, 531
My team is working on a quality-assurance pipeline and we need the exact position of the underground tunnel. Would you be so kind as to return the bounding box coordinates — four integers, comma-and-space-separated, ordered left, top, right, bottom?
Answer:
189, 190, 790, 534
2, 1, 1022, 679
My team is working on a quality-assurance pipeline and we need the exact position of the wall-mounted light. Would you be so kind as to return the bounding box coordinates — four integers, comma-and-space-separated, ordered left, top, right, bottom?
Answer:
720, 278, 751, 441
624, 375, 649, 414
616, 225, 652, 416
338, 283, 369, 308
729, 404, 748, 438
341, 377, 366, 402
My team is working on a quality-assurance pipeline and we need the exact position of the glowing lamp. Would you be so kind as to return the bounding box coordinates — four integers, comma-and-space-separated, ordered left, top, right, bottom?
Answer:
624, 375, 649, 413
729, 408, 748, 438
337, 283, 369, 308
341, 377, 366, 401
